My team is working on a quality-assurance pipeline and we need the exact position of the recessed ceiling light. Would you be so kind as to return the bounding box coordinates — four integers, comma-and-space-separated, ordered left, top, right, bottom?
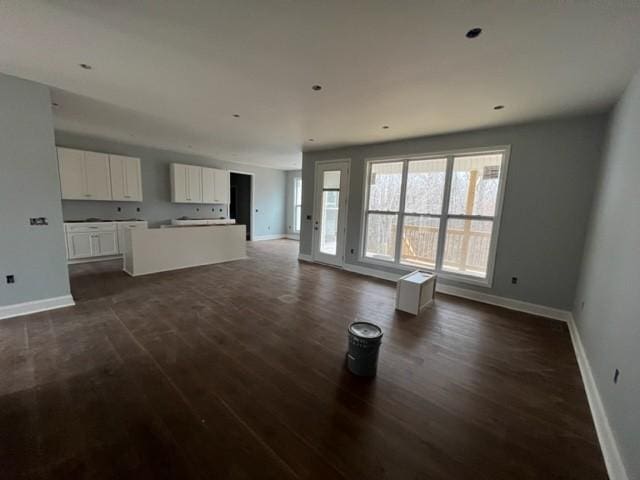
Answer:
382, 125, 389, 129
79, 63, 92, 70
465, 28, 482, 39
308, 138, 314, 142
311, 85, 322, 91
233, 114, 240, 118
493, 105, 505, 110
51, 102, 59, 107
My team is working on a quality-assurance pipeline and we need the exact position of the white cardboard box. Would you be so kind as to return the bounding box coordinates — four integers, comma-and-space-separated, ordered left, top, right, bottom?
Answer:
395, 271, 437, 315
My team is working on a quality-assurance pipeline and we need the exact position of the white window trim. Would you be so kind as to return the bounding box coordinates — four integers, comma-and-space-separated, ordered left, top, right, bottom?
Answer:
358, 145, 511, 287
293, 175, 302, 233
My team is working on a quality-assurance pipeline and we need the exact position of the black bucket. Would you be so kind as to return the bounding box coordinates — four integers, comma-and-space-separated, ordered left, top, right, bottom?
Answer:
347, 322, 383, 377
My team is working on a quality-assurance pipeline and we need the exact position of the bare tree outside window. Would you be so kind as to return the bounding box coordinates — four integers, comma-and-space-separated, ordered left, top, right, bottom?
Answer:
362, 150, 507, 282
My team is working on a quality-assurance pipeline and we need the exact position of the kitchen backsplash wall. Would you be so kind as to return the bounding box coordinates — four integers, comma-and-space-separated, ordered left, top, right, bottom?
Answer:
61, 200, 229, 226
56, 131, 287, 234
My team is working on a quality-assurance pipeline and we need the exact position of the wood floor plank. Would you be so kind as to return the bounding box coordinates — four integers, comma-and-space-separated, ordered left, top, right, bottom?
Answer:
0, 240, 607, 479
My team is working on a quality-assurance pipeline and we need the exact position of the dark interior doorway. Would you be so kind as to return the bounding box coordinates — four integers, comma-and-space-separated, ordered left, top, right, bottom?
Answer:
230, 173, 251, 240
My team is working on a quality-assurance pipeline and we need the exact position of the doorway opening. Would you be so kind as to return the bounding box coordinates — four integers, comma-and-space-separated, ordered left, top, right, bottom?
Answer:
230, 172, 252, 240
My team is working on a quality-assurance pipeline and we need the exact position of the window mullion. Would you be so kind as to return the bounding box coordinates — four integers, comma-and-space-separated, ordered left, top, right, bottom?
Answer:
435, 155, 454, 272
361, 164, 373, 257
394, 159, 409, 264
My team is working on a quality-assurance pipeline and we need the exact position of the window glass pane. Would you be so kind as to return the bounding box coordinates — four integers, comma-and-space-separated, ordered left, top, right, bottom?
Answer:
448, 154, 503, 216
401, 216, 440, 269
295, 205, 301, 232
323, 171, 340, 189
404, 158, 447, 214
320, 191, 339, 254
442, 219, 493, 277
368, 162, 403, 212
295, 178, 302, 204
365, 213, 398, 261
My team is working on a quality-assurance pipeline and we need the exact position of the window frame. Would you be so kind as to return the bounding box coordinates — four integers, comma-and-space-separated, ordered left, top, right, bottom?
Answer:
293, 176, 302, 233
359, 145, 510, 287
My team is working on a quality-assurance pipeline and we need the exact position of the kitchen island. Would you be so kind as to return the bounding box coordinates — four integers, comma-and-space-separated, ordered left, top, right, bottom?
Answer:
122, 224, 246, 276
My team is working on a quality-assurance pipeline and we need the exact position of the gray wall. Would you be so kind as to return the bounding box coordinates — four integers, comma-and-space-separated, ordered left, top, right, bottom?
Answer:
0, 74, 71, 306
301, 113, 608, 310
285, 170, 301, 240
56, 131, 287, 236
573, 71, 640, 479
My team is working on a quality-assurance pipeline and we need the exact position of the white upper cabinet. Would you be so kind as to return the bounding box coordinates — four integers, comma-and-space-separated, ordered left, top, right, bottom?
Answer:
83, 151, 112, 200
187, 165, 203, 203
171, 163, 202, 203
58, 147, 143, 202
171, 163, 188, 202
213, 169, 230, 203
110, 154, 143, 201
202, 167, 216, 203
58, 148, 85, 199
171, 163, 228, 204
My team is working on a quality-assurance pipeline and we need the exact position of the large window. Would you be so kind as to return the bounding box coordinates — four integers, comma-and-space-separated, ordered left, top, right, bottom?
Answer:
293, 177, 302, 233
362, 148, 508, 284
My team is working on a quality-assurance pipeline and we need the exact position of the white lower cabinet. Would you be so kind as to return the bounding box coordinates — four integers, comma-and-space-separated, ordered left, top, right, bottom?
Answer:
116, 221, 148, 253
65, 223, 119, 260
92, 231, 118, 256
67, 232, 93, 259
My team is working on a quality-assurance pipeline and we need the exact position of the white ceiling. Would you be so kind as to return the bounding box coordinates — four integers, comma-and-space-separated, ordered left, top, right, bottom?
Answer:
1, 1, 640, 170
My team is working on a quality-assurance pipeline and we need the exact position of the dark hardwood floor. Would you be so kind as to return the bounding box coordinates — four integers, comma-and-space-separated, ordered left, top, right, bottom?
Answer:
0, 240, 606, 479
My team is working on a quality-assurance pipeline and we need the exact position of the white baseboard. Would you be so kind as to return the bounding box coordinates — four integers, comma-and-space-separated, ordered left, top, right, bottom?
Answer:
285, 234, 300, 240
68, 255, 122, 265
0, 295, 75, 321
298, 253, 313, 262
342, 262, 570, 321
435, 283, 571, 322
343, 263, 402, 282
567, 314, 628, 480
252, 234, 287, 241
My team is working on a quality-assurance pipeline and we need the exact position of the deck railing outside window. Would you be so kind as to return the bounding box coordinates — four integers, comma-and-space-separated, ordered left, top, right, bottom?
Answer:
362, 149, 507, 283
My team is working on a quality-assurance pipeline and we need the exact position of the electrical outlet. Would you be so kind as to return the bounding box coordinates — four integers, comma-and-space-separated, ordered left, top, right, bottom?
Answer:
6, 275, 15, 284
350, 248, 355, 254
511, 277, 518, 284
117, 207, 122, 212
29, 217, 48, 226
614, 369, 620, 384
196, 207, 200, 212
136, 207, 141, 212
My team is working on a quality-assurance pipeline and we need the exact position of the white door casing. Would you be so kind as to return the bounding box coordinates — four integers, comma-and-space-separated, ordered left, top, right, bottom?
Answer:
312, 160, 350, 267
